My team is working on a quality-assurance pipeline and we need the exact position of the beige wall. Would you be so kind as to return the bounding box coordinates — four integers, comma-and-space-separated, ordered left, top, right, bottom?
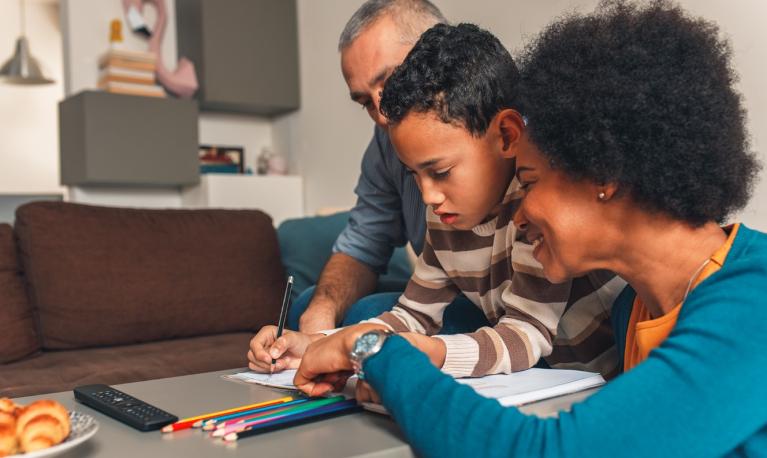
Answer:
279, 0, 767, 230
0, 0, 64, 195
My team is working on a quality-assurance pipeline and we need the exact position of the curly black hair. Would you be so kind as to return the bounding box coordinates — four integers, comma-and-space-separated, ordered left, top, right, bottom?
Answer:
380, 23, 520, 136
516, 0, 760, 225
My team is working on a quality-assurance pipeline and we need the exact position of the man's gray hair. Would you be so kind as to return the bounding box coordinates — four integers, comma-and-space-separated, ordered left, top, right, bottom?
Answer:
338, 0, 447, 51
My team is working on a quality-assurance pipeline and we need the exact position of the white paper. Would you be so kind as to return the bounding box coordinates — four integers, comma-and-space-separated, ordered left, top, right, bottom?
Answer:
456, 368, 605, 406
224, 368, 605, 411
362, 368, 604, 415
223, 369, 299, 390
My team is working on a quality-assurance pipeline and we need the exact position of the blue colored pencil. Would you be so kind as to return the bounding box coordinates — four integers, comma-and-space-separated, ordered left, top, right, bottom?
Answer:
222, 399, 362, 441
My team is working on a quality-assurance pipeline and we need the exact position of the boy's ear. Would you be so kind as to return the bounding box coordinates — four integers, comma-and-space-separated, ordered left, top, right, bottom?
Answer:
496, 109, 525, 158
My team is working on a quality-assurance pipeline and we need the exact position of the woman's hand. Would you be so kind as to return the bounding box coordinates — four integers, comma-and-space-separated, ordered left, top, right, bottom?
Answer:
247, 326, 322, 373
294, 323, 388, 396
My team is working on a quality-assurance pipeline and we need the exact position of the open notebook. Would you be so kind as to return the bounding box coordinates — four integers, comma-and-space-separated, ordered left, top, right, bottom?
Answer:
223, 368, 605, 412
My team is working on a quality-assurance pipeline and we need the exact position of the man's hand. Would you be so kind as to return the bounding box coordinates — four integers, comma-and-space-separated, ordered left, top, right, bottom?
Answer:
247, 326, 322, 373
298, 300, 338, 334
298, 253, 378, 334
294, 323, 387, 396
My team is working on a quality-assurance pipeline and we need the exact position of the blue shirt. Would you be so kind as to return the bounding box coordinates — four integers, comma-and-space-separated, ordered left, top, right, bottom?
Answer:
364, 224, 767, 457
332, 126, 426, 273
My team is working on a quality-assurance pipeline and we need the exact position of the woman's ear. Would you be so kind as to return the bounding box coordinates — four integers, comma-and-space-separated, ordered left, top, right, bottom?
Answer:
496, 109, 525, 158
596, 182, 620, 202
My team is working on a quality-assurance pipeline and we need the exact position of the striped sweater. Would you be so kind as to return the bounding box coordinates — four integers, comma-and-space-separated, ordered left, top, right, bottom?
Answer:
367, 178, 627, 378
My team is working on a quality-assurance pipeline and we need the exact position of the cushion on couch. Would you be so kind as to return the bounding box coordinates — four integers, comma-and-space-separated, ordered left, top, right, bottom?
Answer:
0, 224, 40, 363
14, 202, 285, 350
277, 211, 413, 302
0, 332, 253, 398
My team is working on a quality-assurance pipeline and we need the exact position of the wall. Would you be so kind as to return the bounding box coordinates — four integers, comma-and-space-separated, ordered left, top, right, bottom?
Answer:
60, 0, 274, 207
279, 0, 767, 230
0, 0, 64, 196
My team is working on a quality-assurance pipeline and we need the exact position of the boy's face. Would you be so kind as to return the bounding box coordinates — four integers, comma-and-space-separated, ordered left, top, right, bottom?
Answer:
390, 111, 517, 230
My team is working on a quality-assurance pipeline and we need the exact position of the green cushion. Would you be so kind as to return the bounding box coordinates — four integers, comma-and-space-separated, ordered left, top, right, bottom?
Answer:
277, 212, 413, 300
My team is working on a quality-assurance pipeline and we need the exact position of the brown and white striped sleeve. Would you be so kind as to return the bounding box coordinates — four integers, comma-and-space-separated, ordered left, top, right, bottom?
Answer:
365, 233, 460, 335
434, 226, 571, 378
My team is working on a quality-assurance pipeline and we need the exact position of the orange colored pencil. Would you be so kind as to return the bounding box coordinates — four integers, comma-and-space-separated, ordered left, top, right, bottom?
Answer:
160, 396, 294, 433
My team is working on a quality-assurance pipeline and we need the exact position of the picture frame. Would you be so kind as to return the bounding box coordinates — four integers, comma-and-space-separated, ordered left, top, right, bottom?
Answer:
198, 144, 244, 174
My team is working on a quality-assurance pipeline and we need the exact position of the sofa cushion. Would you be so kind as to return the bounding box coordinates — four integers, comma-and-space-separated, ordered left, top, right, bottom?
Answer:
0, 332, 253, 398
0, 224, 40, 363
15, 202, 284, 350
277, 211, 413, 302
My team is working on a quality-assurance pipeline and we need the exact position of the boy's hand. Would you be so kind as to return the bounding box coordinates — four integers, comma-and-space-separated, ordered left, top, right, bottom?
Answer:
294, 323, 388, 396
399, 332, 447, 368
355, 380, 381, 404
247, 326, 321, 373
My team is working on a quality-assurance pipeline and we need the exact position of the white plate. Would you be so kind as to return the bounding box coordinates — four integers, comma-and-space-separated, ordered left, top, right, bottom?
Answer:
9, 411, 99, 458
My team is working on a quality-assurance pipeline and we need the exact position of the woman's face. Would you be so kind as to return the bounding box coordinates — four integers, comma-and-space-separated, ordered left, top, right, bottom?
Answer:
513, 140, 609, 283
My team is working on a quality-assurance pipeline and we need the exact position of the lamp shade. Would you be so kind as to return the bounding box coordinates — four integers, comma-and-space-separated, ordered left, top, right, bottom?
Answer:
0, 36, 54, 85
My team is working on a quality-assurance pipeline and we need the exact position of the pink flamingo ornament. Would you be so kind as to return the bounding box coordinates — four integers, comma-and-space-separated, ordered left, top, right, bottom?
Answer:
122, 0, 198, 98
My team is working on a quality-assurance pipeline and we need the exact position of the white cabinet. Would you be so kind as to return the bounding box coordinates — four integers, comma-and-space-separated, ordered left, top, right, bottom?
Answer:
181, 174, 303, 226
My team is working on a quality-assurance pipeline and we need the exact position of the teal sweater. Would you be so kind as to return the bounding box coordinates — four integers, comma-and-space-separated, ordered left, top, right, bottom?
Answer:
364, 224, 767, 457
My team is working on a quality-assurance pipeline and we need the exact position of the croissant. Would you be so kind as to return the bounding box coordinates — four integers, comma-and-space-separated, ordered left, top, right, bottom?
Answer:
0, 411, 18, 457
15, 400, 70, 453
0, 399, 18, 415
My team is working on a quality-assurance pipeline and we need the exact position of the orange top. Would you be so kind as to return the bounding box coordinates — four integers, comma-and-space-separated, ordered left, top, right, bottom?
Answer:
623, 224, 740, 371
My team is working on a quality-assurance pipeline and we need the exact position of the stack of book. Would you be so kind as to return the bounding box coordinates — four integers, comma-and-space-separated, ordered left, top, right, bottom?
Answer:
97, 48, 165, 98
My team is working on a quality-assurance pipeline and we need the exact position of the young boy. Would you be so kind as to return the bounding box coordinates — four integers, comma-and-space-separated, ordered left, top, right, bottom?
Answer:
249, 23, 625, 379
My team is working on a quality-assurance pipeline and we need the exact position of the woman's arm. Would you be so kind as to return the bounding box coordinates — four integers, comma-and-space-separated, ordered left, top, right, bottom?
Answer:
363, 259, 767, 458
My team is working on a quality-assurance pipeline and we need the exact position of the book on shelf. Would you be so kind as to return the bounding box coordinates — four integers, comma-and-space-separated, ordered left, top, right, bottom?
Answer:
97, 48, 157, 67
99, 67, 155, 86
98, 80, 166, 98
99, 57, 156, 73
223, 367, 606, 415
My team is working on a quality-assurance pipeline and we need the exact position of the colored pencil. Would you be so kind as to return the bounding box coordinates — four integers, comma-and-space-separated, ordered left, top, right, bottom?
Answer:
160, 396, 293, 432
222, 400, 361, 442
211, 396, 345, 437
201, 398, 311, 430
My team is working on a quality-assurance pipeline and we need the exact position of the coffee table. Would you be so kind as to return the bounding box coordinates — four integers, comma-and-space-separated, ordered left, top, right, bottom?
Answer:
14, 369, 597, 457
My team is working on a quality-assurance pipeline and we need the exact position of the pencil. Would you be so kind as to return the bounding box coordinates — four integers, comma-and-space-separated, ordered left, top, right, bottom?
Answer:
271, 275, 294, 368
160, 396, 293, 432
211, 396, 346, 437
214, 398, 328, 431
201, 398, 311, 430
222, 400, 361, 442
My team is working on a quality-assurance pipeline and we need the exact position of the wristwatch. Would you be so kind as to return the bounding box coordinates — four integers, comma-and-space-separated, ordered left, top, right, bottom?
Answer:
350, 329, 393, 381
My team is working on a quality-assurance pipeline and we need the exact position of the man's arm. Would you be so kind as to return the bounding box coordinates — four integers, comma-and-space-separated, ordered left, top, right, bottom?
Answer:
298, 252, 378, 333
300, 128, 412, 332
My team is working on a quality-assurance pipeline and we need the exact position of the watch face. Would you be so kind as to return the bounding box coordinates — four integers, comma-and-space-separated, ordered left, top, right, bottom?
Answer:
359, 333, 379, 349
353, 332, 379, 357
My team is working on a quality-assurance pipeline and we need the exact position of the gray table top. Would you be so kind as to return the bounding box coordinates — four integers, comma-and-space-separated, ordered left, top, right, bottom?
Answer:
14, 369, 598, 458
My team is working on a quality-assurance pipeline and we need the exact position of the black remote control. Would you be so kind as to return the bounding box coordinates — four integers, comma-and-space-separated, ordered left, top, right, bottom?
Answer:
74, 384, 178, 431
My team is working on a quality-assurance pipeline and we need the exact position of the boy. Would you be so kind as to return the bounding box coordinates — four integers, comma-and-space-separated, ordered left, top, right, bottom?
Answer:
249, 23, 625, 379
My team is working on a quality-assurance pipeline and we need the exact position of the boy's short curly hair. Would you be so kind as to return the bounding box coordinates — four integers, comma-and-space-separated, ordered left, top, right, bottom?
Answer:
517, 0, 760, 225
380, 23, 520, 137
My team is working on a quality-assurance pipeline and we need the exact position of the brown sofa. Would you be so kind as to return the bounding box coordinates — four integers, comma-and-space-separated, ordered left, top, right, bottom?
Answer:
0, 202, 285, 398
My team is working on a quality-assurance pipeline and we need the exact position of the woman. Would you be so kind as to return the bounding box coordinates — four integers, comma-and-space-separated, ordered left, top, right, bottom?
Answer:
294, 2, 766, 457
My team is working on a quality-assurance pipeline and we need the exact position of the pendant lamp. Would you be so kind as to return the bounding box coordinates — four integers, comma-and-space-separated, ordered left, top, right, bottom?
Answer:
0, 0, 54, 85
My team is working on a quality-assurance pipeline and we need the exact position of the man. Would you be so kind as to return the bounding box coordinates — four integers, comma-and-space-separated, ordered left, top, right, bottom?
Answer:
287, 0, 486, 334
